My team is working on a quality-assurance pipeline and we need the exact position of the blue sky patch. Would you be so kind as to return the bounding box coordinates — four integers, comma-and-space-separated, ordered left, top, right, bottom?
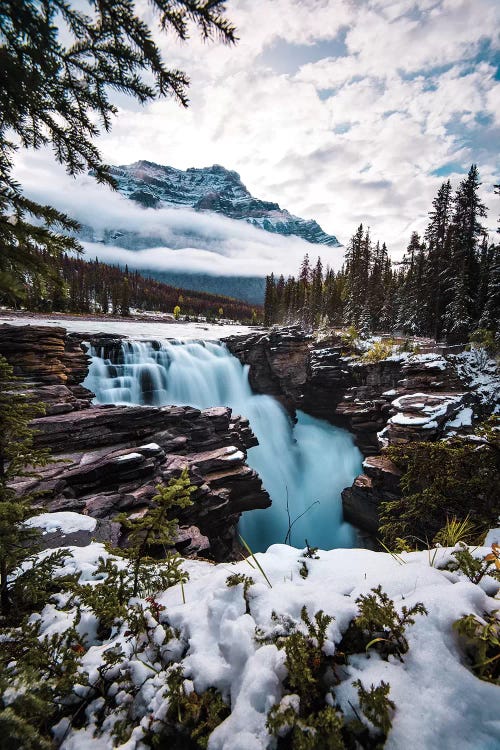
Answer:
317, 87, 337, 101
258, 29, 348, 75
333, 122, 352, 134
432, 162, 465, 177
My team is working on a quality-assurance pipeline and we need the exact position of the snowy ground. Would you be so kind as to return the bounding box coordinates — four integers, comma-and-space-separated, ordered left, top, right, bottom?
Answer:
16, 526, 500, 750
0, 314, 255, 341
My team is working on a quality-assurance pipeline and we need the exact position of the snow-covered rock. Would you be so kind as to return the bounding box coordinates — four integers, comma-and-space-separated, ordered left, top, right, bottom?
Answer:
25, 511, 97, 535
386, 392, 466, 444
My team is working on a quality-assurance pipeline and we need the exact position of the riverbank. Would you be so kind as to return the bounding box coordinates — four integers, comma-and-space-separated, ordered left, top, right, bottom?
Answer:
0, 311, 256, 340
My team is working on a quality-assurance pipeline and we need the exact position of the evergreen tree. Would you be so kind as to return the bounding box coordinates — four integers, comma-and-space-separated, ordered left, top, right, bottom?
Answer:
297, 253, 311, 322
0, 357, 50, 614
116, 468, 195, 597
444, 165, 487, 341
397, 232, 426, 334
344, 224, 370, 327
379, 253, 396, 332
480, 243, 500, 333
323, 268, 344, 326
477, 235, 493, 318
264, 274, 277, 326
480, 184, 500, 334
275, 274, 286, 321
120, 276, 131, 317
425, 180, 453, 338
0, 0, 235, 303
310, 257, 323, 326
368, 241, 388, 331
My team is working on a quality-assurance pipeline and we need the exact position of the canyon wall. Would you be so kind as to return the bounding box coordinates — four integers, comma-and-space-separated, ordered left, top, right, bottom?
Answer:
0, 324, 270, 560
225, 328, 479, 539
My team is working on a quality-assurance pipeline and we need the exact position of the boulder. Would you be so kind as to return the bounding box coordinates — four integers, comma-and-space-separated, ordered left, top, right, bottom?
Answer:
18, 403, 270, 561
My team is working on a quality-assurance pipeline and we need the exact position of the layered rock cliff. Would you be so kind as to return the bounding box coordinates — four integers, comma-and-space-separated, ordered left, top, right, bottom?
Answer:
0, 324, 270, 561
225, 328, 492, 539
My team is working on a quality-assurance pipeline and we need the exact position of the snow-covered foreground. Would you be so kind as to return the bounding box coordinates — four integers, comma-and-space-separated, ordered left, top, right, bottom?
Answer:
23, 534, 500, 750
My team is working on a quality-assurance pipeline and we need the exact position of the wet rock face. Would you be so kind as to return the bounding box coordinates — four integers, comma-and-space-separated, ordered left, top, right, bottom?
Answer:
380, 392, 467, 446
225, 327, 311, 413
224, 329, 472, 538
341, 455, 402, 536
0, 324, 90, 386
225, 330, 466, 455
13, 404, 269, 561
2, 325, 269, 561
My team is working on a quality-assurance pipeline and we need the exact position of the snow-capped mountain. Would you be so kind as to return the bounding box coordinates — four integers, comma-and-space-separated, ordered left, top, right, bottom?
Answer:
109, 161, 340, 248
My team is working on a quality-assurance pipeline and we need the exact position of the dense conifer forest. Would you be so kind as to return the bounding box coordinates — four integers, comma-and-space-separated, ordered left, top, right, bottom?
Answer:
6, 250, 260, 323
264, 167, 500, 343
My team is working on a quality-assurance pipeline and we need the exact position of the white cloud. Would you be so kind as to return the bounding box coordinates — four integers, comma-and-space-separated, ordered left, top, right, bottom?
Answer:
14, 150, 344, 277
12, 0, 500, 266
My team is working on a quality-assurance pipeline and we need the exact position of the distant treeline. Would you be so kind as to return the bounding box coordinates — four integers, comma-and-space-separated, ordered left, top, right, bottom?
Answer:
265, 165, 500, 342
16, 251, 261, 323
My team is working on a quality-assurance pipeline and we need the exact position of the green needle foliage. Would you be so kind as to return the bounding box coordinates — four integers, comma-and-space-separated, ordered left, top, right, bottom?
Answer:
339, 586, 427, 662
454, 610, 500, 684
157, 666, 230, 749
380, 435, 499, 549
0, 0, 236, 302
0, 355, 51, 616
116, 467, 196, 596
354, 680, 395, 738
264, 600, 404, 749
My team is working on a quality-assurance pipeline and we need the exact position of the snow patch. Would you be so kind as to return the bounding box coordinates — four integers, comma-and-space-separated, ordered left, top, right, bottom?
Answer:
446, 407, 473, 428
23, 541, 500, 750
25, 512, 97, 535
484, 528, 500, 546
115, 452, 144, 462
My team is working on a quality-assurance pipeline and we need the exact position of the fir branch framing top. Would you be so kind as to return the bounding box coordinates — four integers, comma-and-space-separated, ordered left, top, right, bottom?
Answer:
0, 0, 236, 303
0, 0, 236, 186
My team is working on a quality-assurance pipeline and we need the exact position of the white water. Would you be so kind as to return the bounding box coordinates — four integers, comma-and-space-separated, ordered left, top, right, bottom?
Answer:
84, 340, 362, 551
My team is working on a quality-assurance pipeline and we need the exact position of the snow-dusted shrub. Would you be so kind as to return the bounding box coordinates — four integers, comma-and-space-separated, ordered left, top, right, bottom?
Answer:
339, 585, 427, 662
115, 467, 195, 597
353, 680, 395, 738
7, 549, 79, 625
454, 610, 500, 685
468, 328, 498, 355
444, 543, 500, 585
155, 666, 230, 749
226, 573, 255, 614
264, 590, 426, 749
340, 325, 362, 352
380, 435, 499, 548
0, 471, 200, 747
362, 339, 394, 363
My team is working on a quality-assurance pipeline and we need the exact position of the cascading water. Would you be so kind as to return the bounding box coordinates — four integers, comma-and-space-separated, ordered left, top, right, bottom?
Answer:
84, 340, 363, 551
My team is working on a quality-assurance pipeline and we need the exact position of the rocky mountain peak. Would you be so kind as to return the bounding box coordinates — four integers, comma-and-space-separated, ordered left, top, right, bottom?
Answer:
109, 161, 340, 248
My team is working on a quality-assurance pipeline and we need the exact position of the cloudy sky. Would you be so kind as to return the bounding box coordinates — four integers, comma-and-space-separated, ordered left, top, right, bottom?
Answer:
16, 0, 500, 271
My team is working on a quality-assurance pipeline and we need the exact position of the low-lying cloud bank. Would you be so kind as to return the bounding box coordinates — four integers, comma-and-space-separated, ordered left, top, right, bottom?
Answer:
15, 151, 344, 279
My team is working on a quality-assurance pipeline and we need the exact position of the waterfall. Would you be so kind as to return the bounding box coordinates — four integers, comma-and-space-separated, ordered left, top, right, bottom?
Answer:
84, 340, 362, 551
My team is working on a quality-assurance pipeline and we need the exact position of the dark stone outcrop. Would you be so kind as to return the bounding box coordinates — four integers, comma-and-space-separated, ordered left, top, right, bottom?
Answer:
226, 327, 310, 413
12, 404, 269, 561
0, 324, 94, 413
0, 324, 90, 386
341, 455, 402, 537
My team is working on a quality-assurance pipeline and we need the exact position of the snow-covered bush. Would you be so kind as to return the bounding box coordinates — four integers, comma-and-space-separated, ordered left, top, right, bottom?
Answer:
380, 434, 499, 548
362, 339, 395, 363
1, 540, 499, 748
